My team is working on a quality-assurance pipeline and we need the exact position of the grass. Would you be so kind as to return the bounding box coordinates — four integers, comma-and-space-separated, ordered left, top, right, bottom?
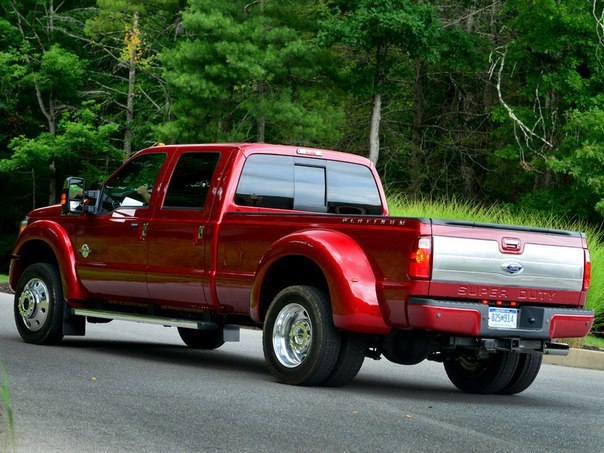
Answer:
0, 274, 8, 283
0, 357, 16, 453
584, 335, 604, 350
388, 196, 604, 343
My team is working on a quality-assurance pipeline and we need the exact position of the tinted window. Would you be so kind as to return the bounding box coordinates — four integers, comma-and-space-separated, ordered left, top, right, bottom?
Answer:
163, 153, 220, 209
102, 153, 166, 212
327, 161, 382, 215
235, 154, 382, 215
235, 155, 294, 209
294, 165, 326, 212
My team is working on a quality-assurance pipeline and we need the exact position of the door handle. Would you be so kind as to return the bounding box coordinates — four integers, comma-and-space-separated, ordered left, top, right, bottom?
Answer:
130, 222, 139, 228
193, 225, 205, 246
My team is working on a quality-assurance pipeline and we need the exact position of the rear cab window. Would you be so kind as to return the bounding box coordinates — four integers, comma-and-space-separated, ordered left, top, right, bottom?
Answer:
234, 154, 382, 215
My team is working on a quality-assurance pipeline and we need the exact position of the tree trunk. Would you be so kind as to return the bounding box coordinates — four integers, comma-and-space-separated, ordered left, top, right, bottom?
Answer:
124, 11, 139, 159
368, 44, 386, 166
409, 60, 425, 196
368, 93, 381, 165
257, 111, 266, 143
32, 167, 36, 210
257, 81, 266, 142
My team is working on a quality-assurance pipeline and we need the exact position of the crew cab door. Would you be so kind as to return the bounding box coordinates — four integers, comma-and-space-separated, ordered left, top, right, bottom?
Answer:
75, 152, 167, 300
146, 149, 225, 308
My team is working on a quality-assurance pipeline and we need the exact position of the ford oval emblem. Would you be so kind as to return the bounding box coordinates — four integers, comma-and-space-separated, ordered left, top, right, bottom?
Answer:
502, 262, 523, 274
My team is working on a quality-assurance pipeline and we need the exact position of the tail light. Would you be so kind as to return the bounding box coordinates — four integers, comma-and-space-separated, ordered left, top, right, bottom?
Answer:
583, 249, 591, 291
409, 236, 432, 280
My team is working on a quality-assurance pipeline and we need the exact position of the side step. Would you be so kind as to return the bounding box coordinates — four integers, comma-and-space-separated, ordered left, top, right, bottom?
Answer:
72, 308, 240, 342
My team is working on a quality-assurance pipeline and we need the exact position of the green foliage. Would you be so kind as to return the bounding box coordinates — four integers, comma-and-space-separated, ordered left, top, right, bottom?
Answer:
0, 0, 603, 252
0, 356, 15, 453
161, 0, 343, 146
1, 101, 122, 187
318, 0, 443, 61
552, 108, 604, 217
35, 45, 85, 100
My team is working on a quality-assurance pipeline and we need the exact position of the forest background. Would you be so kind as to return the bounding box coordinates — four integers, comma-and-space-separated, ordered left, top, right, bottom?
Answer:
1, 0, 604, 275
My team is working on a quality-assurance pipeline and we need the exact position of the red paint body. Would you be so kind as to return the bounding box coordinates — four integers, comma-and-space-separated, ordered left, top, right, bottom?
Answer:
10, 144, 594, 340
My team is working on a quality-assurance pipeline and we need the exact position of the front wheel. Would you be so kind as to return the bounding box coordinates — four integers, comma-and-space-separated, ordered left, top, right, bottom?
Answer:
444, 350, 519, 394
14, 263, 65, 345
263, 286, 341, 386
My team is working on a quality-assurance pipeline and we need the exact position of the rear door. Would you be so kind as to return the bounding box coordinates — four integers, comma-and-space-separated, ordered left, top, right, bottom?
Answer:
146, 148, 226, 308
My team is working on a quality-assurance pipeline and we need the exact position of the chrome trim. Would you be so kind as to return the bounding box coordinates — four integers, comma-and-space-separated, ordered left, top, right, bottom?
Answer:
74, 308, 211, 330
272, 303, 312, 368
432, 236, 584, 291
18, 278, 50, 332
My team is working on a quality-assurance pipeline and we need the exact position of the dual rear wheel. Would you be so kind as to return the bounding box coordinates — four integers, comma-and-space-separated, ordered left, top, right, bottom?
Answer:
444, 349, 543, 395
262, 285, 367, 387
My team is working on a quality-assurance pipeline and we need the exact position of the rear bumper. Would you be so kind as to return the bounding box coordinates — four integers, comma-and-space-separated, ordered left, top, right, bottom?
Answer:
407, 298, 594, 340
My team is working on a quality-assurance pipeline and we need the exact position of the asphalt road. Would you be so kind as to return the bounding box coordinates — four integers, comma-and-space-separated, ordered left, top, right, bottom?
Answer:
0, 292, 602, 453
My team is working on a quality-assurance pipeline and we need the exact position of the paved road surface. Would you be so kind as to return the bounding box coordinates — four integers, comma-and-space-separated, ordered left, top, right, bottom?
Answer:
0, 292, 602, 452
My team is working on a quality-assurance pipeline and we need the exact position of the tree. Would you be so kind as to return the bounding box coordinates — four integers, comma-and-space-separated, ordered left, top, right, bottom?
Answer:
1, 101, 122, 193
318, 0, 443, 167
85, 0, 182, 157
160, 0, 343, 147
485, 0, 604, 217
1, 0, 93, 203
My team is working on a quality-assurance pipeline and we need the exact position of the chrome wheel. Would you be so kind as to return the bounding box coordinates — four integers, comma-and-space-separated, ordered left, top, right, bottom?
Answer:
18, 278, 50, 332
273, 303, 313, 368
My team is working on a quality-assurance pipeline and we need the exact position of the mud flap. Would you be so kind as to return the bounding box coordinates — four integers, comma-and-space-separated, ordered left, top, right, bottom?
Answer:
63, 304, 86, 336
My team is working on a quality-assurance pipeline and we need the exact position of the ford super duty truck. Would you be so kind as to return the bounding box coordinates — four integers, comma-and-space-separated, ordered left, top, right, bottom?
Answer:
10, 143, 593, 394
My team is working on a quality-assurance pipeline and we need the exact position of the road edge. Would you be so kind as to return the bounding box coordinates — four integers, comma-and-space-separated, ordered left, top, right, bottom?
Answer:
544, 348, 604, 371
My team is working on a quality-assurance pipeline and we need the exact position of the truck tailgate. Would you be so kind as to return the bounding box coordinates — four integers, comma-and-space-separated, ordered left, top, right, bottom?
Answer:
428, 221, 588, 306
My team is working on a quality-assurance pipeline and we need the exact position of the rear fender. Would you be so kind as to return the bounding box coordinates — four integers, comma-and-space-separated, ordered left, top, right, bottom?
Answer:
251, 229, 391, 335
10, 220, 86, 302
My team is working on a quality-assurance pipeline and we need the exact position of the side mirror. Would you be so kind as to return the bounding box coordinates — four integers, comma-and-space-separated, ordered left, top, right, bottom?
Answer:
61, 177, 85, 214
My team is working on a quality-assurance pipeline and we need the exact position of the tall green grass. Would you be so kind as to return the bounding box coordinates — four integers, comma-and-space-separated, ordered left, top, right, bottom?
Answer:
0, 357, 16, 452
388, 196, 604, 334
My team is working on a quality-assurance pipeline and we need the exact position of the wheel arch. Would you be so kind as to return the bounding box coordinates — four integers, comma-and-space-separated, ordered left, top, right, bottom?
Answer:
251, 229, 391, 335
10, 220, 85, 302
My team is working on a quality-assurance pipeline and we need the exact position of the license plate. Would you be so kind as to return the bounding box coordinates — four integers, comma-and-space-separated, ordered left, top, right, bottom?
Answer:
488, 307, 518, 329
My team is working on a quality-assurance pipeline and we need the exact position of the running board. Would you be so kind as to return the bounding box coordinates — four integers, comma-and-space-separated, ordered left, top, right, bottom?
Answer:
72, 308, 240, 342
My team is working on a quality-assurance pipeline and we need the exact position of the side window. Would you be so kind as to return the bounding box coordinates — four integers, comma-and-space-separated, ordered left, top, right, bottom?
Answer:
326, 161, 382, 215
235, 155, 294, 209
102, 153, 166, 212
163, 152, 220, 209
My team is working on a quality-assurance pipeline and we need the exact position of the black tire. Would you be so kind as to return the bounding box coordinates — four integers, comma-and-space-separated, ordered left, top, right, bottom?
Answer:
444, 350, 520, 394
322, 333, 368, 387
498, 353, 543, 395
263, 285, 341, 386
177, 327, 225, 350
14, 263, 64, 345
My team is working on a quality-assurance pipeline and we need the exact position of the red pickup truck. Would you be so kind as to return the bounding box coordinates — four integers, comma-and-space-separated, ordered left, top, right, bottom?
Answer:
10, 143, 593, 394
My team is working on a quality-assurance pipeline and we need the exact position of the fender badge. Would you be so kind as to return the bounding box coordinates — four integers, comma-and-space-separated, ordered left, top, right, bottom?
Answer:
79, 244, 91, 258
501, 262, 523, 275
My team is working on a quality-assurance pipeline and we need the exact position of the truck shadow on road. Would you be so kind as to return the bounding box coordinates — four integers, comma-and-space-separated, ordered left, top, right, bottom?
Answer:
59, 336, 563, 408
